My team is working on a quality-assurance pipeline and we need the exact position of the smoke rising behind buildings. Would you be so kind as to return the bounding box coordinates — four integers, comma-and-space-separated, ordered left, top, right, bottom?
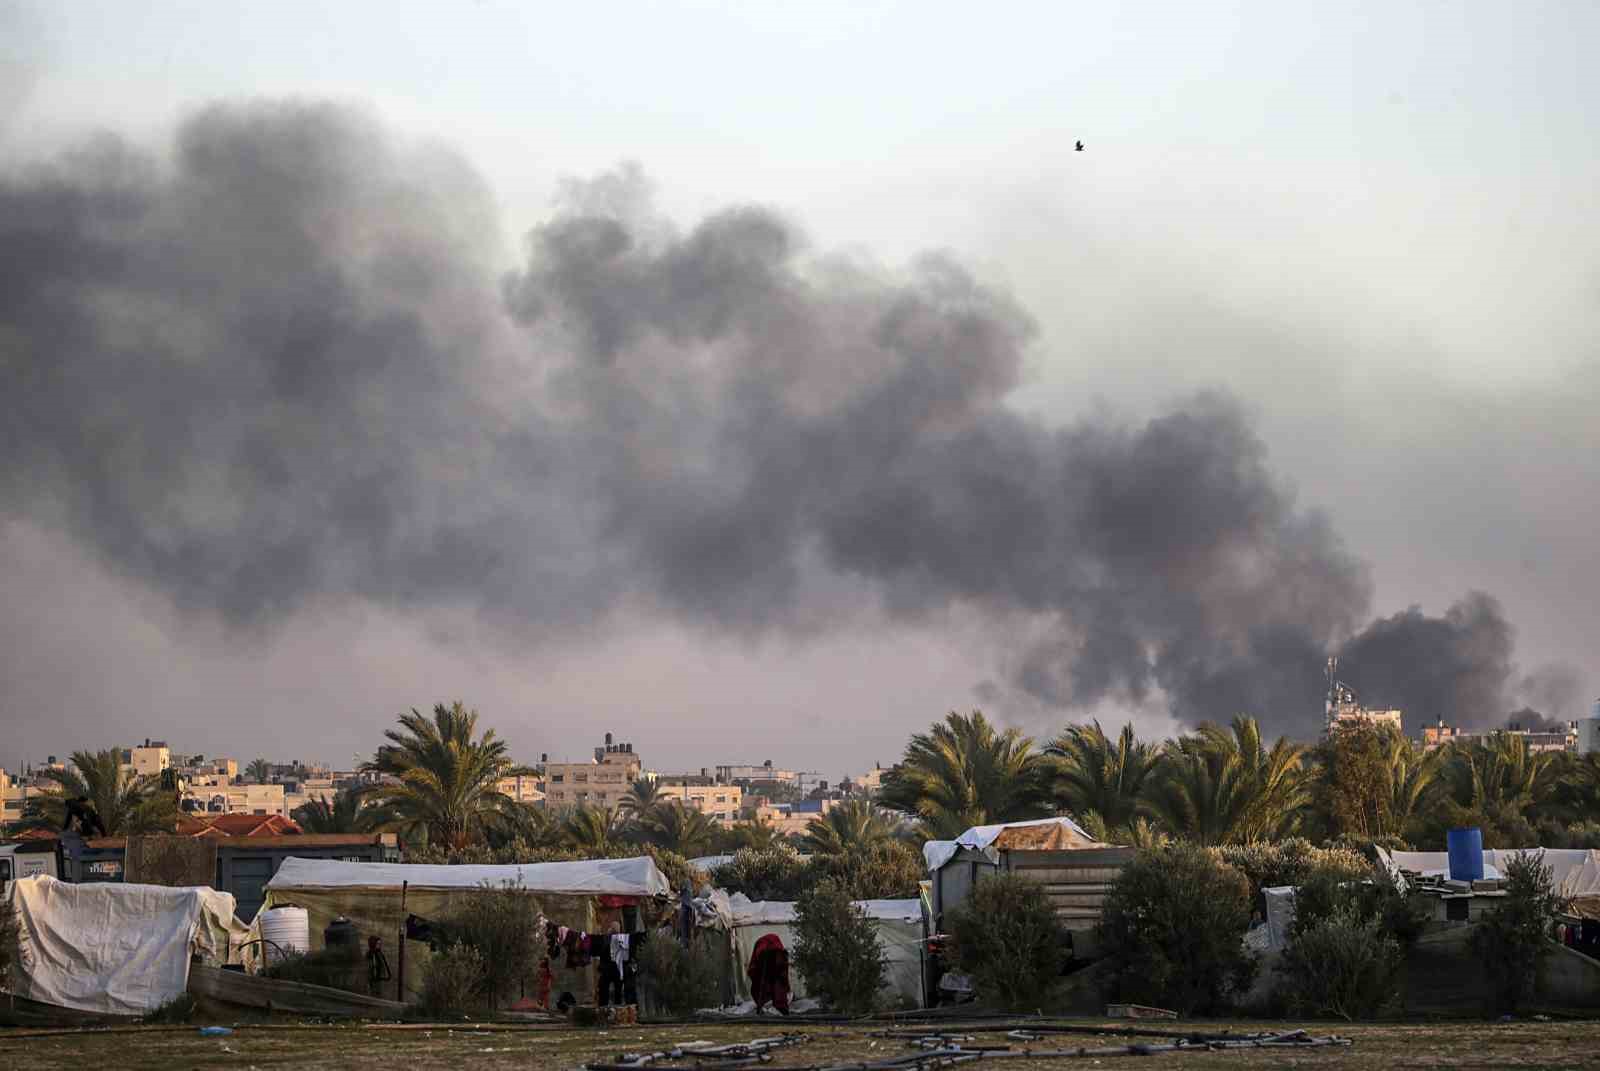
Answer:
0, 100, 1588, 748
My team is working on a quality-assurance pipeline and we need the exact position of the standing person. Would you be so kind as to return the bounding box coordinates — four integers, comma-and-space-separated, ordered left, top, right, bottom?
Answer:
598, 922, 625, 1007
366, 936, 392, 996
747, 933, 790, 1016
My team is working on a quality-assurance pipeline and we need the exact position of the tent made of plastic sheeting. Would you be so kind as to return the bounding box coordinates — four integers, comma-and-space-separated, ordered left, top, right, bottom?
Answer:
6, 875, 245, 1016
256, 856, 671, 1003
720, 894, 927, 1009
265, 855, 671, 897
924, 817, 1104, 873
1378, 847, 1600, 917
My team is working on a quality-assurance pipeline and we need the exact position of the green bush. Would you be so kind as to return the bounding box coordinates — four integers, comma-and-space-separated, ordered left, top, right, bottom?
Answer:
263, 947, 362, 991
712, 845, 811, 901
0, 896, 21, 989
636, 933, 723, 1016
1288, 868, 1428, 948
430, 881, 545, 1009
946, 873, 1069, 1011
712, 842, 921, 903
417, 941, 484, 1018
792, 878, 887, 1014
1212, 839, 1370, 901
1098, 843, 1257, 1015
1470, 852, 1571, 1014
815, 842, 923, 900
1278, 906, 1401, 1019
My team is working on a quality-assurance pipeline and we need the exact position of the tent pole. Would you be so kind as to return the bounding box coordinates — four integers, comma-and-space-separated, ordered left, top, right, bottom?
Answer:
397, 879, 408, 1003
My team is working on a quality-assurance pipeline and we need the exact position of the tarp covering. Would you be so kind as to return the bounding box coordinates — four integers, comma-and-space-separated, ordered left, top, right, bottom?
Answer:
1379, 848, 1600, 899
266, 855, 671, 897
725, 892, 923, 926
723, 896, 926, 1008
256, 880, 598, 1003
925, 818, 1104, 873
6, 875, 242, 1015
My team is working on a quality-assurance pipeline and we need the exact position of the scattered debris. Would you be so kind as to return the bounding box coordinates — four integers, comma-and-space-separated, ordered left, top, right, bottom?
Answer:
1105, 1004, 1178, 1020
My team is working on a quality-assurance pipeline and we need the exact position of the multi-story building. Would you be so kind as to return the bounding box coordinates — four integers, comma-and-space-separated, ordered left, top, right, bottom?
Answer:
0, 768, 38, 828
656, 781, 743, 824
1422, 718, 1578, 754
715, 762, 798, 785
183, 780, 287, 816
497, 773, 545, 806
1324, 658, 1403, 736
130, 740, 172, 779
541, 734, 642, 810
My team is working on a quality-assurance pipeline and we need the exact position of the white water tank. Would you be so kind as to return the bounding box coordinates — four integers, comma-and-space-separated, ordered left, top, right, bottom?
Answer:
258, 906, 310, 963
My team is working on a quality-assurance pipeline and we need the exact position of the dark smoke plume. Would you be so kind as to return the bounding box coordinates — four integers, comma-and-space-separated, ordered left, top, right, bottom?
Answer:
0, 101, 1540, 738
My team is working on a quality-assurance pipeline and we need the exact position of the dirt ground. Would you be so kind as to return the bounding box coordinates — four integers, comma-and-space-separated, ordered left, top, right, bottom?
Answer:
3, 1017, 1600, 1071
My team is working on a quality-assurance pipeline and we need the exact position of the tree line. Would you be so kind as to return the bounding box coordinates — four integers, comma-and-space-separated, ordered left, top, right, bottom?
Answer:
13, 703, 1600, 858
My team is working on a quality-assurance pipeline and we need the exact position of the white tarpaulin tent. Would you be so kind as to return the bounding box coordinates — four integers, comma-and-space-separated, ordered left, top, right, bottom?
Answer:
265, 855, 672, 896
1379, 847, 1600, 918
722, 893, 926, 1008
6, 875, 243, 1015
923, 817, 1102, 873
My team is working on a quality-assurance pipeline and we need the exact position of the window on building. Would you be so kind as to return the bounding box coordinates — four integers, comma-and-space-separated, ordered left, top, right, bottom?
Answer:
715, 795, 726, 803
551, 774, 564, 783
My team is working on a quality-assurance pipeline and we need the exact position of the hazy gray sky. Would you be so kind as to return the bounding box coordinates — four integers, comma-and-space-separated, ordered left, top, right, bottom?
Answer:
3, 0, 1596, 778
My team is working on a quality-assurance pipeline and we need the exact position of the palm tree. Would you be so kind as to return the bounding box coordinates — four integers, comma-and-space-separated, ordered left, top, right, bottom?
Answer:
361, 701, 531, 849
26, 750, 177, 836
1047, 722, 1160, 831
876, 710, 1048, 839
291, 789, 369, 834
636, 802, 719, 858
1440, 734, 1560, 818
246, 758, 273, 785
1385, 734, 1443, 840
725, 816, 783, 851
1145, 716, 1308, 845
616, 778, 662, 819
560, 804, 621, 855
1223, 716, 1311, 842
800, 799, 903, 857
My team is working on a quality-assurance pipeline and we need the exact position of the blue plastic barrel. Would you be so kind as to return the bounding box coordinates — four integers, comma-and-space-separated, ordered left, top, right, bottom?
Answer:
1447, 827, 1484, 882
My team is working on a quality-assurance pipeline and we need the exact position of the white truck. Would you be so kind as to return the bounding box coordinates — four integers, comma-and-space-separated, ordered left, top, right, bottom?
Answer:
0, 842, 59, 895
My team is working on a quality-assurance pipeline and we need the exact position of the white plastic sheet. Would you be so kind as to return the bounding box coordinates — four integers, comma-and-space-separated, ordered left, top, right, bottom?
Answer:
726, 897, 927, 1008
1378, 847, 1597, 896
266, 855, 670, 897
7, 875, 242, 1016
925, 818, 1102, 873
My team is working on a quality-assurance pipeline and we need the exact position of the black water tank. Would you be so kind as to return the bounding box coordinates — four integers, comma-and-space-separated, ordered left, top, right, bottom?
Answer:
324, 916, 358, 951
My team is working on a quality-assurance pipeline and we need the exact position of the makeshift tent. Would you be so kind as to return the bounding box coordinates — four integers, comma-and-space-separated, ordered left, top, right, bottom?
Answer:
254, 856, 671, 1002
925, 818, 1124, 941
6, 875, 243, 1016
720, 892, 926, 1009
924, 817, 1103, 873
1378, 847, 1600, 918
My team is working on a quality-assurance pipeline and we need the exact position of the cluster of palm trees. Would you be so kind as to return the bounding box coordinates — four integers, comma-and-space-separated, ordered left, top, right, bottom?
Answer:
877, 710, 1600, 850
14, 703, 1599, 857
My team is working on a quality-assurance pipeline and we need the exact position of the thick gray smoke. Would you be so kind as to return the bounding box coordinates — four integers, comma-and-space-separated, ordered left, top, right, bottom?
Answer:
0, 101, 1551, 738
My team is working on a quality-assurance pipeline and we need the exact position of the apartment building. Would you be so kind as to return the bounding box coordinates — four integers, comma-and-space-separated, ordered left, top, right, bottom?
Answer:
715, 762, 798, 785
183, 780, 288, 816
130, 740, 171, 778
542, 733, 641, 810
656, 781, 743, 823
497, 773, 545, 806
